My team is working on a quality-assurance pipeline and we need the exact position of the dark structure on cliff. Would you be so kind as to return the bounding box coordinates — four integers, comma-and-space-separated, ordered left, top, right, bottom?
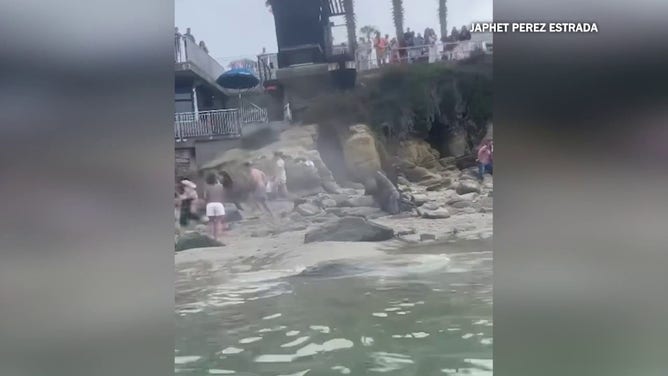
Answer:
261, 0, 358, 121
269, 0, 355, 67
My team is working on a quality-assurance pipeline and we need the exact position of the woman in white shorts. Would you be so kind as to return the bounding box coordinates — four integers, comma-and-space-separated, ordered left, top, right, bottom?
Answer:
203, 174, 226, 240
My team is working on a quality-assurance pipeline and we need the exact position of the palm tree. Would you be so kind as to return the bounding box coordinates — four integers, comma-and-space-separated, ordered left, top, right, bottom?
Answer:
344, 0, 357, 51
360, 25, 379, 42
391, 0, 404, 41
438, 0, 447, 40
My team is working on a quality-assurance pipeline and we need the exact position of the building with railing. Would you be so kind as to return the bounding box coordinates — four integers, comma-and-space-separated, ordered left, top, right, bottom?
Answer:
174, 34, 269, 176
174, 35, 268, 141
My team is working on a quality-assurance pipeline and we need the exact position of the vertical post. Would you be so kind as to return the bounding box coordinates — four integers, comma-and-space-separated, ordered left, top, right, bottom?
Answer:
175, 114, 181, 141
191, 83, 201, 137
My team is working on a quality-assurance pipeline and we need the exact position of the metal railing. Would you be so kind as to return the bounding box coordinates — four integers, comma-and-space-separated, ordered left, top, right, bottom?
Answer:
239, 102, 269, 124
354, 40, 492, 71
174, 109, 241, 141
256, 39, 492, 78
174, 104, 269, 141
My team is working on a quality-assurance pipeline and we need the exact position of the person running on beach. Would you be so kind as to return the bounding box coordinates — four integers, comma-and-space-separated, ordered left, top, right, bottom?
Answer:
203, 173, 226, 240
272, 151, 289, 199
245, 162, 274, 217
477, 139, 493, 181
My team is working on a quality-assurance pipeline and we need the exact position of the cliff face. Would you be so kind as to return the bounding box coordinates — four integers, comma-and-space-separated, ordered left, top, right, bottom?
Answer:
305, 61, 493, 158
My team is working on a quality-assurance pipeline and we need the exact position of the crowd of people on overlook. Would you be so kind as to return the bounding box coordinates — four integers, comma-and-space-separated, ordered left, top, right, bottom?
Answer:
175, 27, 210, 60
356, 25, 473, 69
175, 152, 318, 240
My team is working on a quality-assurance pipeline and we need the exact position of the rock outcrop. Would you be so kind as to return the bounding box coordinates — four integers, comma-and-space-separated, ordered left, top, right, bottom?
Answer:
200, 125, 340, 199
304, 217, 394, 243
398, 139, 442, 170
338, 124, 382, 187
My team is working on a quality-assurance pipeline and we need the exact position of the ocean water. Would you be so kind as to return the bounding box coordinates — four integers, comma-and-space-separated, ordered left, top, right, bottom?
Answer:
176, 240, 492, 376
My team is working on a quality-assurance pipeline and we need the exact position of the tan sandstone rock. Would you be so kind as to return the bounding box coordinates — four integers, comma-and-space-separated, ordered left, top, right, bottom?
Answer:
398, 139, 442, 170
338, 124, 382, 184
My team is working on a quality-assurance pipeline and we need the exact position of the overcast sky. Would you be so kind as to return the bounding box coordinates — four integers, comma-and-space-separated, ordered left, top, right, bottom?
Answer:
175, 0, 491, 65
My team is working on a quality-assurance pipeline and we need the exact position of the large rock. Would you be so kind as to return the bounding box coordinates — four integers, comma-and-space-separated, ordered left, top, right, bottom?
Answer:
397, 139, 442, 170
286, 160, 322, 192
199, 124, 337, 198
456, 180, 481, 194
175, 232, 224, 252
339, 124, 382, 183
304, 217, 394, 243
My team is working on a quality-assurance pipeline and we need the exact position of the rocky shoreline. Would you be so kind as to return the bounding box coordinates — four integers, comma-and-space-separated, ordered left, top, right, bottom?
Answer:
176, 171, 492, 274
176, 122, 492, 271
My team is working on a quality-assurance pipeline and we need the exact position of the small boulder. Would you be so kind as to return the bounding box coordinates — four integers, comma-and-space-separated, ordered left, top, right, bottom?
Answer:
320, 198, 338, 208
304, 217, 394, 243
459, 192, 479, 201
175, 232, 224, 252
341, 195, 377, 208
425, 178, 452, 191
456, 180, 481, 195
296, 203, 321, 216
421, 208, 451, 219
422, 201, 440, 211
412, 194, 429, 205
449, 200, 472, 209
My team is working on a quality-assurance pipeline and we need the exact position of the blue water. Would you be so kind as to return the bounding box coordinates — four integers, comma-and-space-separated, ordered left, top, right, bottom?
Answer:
175, 241, 492, 375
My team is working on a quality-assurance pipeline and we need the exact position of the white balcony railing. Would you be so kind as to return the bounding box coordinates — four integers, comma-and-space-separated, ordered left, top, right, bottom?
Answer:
175, 109, 241, 141
174, 106, 269, 141
355, 40, 492, 71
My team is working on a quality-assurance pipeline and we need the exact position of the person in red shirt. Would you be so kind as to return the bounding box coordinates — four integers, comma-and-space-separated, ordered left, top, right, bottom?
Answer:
477, 139, 493, 181
373, 32, 388, 66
